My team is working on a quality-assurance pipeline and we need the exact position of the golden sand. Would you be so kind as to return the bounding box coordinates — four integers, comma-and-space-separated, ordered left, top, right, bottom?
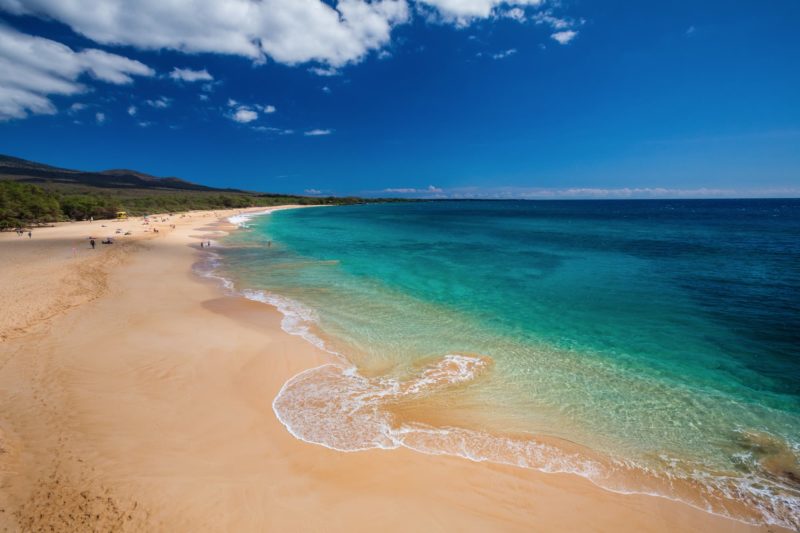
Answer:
0, 209, 777, 531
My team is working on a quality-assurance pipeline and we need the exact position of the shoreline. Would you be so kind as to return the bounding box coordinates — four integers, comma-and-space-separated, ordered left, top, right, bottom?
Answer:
0, 208, 779, 531
213, 208, 796, 531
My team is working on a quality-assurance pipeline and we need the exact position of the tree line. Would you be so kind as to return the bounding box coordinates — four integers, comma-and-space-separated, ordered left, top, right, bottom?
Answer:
0, 181, 366, 230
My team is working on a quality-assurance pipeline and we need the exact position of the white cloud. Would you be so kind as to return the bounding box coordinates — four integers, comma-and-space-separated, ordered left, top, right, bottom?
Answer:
418, 0, 542, 24
69, 102, 87, 113
1, 0, 410, 67
304, 128, 332, 136
322, 86, 332, 93
95, 111, 105, 123
127, 105, 136, 115
686, 26, 696, 35
252, 125, 294, 135
305, 188, 322, 194
0, 24, 153, 120
551, 30, 577, 45
227, 102, 274, 123
0, 1, 566, 71
491, 48, 516, 59
146, 97, 171, 108
232, 107, 258, 123
390, 186, 800, 199
532, 12, 571, 30
309, 66, 340, 77
383, 185, 442, 194
169, 67, 213, 82
502, 7, 525, 21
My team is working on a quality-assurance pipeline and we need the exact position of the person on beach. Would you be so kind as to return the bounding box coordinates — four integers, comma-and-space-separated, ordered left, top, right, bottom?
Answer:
90, 239, 96, 249
200, 241, 204, 248
28, 231, 31, 238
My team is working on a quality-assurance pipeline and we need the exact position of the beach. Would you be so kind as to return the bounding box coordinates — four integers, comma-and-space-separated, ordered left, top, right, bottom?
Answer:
0, 208, 779, 532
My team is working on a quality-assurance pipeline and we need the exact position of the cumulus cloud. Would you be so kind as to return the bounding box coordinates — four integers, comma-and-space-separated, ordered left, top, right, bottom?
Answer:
95, 111, 105, 123
304, 128, 332, 136
127, 105, 136, 115
0, 1, 568, 69
169, 67, 213, 82
0, 0, 410, 67
419, 0, 543, 24
551, 30, 577, 45
232, 107, 258, 123
0, 24, 153, 120
227, 101, 274, 123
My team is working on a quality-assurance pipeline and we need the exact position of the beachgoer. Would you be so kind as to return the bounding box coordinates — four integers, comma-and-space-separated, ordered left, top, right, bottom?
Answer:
28, 231, 31, 238
90, 239, 96, 249
200, 241, 204, 248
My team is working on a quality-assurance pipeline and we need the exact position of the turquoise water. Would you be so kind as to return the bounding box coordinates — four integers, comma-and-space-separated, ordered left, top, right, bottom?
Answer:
218, 200, 800, 527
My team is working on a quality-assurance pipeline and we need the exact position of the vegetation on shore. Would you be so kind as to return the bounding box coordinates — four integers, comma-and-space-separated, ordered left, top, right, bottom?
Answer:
0, 154, 393, 229
0, 180, 367, 229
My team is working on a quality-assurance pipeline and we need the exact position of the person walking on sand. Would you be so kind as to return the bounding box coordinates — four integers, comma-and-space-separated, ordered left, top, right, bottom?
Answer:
90, 238, 96, 249
200, 241, 204, 248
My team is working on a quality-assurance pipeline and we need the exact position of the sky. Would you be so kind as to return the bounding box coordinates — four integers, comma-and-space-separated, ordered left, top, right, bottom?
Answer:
0, 0, 798, 199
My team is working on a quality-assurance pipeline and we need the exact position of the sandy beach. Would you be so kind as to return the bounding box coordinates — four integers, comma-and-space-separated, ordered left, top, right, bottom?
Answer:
0, 208, 778, 532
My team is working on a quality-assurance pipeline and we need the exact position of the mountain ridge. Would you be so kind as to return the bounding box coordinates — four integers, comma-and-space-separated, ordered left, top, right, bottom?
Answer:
0, 154, 246, 193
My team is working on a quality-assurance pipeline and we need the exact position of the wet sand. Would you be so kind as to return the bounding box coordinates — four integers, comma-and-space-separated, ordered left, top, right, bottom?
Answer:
0, 208, 779, 531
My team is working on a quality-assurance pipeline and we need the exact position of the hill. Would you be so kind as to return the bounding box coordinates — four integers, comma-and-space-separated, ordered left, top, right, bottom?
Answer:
0, 154, 369, 229
0, 154, 244, 193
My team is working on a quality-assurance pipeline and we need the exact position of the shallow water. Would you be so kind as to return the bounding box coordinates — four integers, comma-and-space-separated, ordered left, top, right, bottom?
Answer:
216, 200, 800, 528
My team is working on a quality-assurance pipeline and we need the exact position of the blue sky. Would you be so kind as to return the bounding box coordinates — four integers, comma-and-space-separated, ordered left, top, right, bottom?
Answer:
1, 0, 798, 198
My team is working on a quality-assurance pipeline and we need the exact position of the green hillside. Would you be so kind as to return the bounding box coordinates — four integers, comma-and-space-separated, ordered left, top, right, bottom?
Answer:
0, 154, 370, 229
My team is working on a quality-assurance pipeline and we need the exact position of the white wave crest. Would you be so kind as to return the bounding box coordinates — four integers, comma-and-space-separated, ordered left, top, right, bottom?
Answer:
227, 209, 275, 227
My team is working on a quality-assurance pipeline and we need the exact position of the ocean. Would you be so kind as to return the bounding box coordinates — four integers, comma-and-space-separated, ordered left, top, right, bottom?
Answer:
215, 200, 800, 528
